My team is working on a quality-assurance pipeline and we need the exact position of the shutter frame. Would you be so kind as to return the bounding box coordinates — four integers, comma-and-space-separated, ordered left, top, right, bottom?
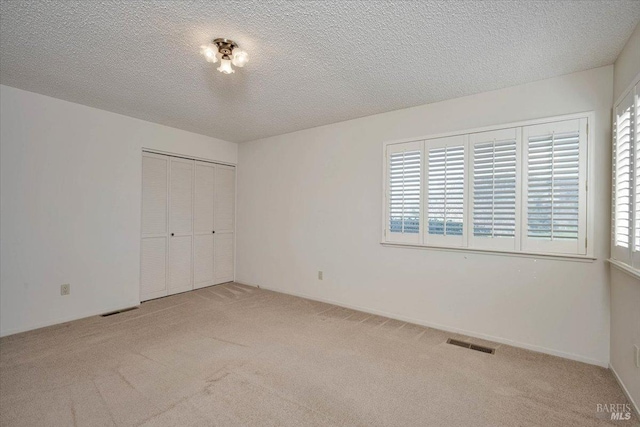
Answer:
385, 140, 423, 244
522, 118, 587, 255
381, 112, 593, 259
630, 84, 640, 269
424, 134, 467, 247
469, 128, 520, 251
612, 90, 634, 263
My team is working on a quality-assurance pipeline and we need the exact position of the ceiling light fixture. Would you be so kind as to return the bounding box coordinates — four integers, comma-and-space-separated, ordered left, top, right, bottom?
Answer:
200, 38, 248, 74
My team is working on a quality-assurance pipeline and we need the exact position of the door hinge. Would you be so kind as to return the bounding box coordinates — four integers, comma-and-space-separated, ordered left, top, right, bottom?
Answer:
585, 237, 588, 249
586, 180, 588, 192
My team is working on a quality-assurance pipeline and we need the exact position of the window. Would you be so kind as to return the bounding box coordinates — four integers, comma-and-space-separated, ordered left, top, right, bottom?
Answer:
383, 114, 591, 257
612, 81, 640, 268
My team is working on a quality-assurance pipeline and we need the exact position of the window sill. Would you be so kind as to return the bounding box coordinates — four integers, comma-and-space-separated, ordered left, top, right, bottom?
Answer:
381, 242, 596, 262
607, 258, 640, 281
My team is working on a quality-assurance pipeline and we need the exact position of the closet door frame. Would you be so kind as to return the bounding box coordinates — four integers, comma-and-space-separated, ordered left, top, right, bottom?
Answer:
140, 150, 236, 302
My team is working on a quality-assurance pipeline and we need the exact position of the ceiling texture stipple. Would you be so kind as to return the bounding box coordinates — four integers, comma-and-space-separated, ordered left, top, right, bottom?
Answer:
1, 1, 639, 143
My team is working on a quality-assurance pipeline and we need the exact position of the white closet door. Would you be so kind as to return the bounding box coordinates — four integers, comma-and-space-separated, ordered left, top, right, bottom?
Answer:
141, 153, 169, 301
193, 162, 215, 289
214, 165, 235, 284
169, 157, 194, 294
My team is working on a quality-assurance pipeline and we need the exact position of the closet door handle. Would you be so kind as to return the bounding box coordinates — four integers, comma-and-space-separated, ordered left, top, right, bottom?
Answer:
212, 231, 215, 234
171, 233, 175, 236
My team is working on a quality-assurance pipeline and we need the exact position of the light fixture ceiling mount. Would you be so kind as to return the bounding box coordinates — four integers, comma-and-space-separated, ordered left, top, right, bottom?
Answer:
200, 38, 248, 75
213, 38, 237, 57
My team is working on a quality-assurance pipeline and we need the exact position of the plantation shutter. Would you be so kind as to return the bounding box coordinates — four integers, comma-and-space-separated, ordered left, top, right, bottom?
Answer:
613, 91, 634, 262
629, 84, 640, 268
523, 118, 587, 255
386, 141, 423, 244
425, 135, 466, 247
469, 128, 519, 251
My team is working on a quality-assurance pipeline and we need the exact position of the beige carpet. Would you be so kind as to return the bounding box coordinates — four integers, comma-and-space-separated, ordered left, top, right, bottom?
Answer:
0, 283, 637, 427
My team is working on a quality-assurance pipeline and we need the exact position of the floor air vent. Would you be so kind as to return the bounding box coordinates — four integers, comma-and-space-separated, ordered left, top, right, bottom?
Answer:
100, 307, 138, 317
447, 338, 495, 354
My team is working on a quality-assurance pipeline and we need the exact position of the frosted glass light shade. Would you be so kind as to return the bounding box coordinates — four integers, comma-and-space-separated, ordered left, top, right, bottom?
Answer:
231, 49, 249, 67
217, 58, 235, 74
200, 45, 218, 63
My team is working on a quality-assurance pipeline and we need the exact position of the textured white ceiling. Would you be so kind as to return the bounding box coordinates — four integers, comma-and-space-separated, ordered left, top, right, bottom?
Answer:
1, 1, 639, 142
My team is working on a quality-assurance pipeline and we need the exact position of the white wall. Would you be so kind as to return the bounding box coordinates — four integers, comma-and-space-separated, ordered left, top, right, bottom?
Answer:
609, 268, 640, 412
0, 85, 237, 336
610, 22, 640, 413
614, 22, 640, 102
237, 66, 613, 366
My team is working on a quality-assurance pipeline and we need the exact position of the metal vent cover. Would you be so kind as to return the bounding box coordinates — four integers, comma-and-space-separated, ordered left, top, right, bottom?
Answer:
447, 338, 495, 354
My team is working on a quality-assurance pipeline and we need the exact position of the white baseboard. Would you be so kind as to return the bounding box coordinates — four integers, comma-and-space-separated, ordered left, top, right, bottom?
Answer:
0, 300, 140, 338
610, 363, 640, 419
236, 280, 609, 368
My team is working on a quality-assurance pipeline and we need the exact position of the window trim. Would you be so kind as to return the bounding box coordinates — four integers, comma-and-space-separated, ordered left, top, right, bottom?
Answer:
382, 242, 596, 262
381, 111, 595, 260
608, 258, 640, 281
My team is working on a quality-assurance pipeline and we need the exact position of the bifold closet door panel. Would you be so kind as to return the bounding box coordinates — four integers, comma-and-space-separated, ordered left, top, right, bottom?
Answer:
214, 233, 234, 283
214, 165, 235, 284
169, 235, 192, 293
141, 238, 167, 298
142, 154, 169, 236
214, 165, 235, 232
141, 153, 169, 301
194, 162, 215, 289
194, 235, 213, 289
168, 158, 194, 294
170, 158, 194, 235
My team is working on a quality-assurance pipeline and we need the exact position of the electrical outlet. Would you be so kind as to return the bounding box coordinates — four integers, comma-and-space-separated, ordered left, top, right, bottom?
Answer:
635, 345, 640, 368
318, 271, 323, 280
60, 284, 70, 296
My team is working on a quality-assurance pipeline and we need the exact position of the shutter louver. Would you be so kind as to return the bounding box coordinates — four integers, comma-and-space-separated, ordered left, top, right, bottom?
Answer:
428, 145, 464, 236
633, 87, 640, 253
388, 148, 421, 235
612, 84, 639, 266
473, 139, 517, 239
527, 131, 580, 241
614, 93, 633, 251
